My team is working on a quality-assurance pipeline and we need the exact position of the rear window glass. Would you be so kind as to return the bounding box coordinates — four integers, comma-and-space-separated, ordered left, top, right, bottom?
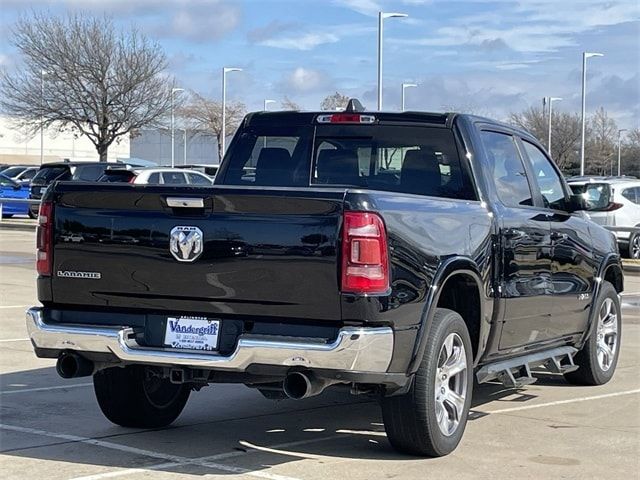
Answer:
32, 166, 70, 183
74, 165, 106, 181
99, 171, 135, 183
219, 124, 475, 200
569, 183, 612, 209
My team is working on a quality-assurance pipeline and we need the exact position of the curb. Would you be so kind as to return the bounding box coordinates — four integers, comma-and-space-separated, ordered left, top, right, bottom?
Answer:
0, 222, 37, 232
623, 261, 640, 273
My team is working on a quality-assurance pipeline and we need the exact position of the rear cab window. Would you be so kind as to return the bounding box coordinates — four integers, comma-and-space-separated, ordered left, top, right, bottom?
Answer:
32, 166, 71, 183
218, 122, 476, 200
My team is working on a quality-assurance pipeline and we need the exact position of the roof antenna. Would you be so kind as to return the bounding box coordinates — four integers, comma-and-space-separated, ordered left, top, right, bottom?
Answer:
345, 99, 365, 113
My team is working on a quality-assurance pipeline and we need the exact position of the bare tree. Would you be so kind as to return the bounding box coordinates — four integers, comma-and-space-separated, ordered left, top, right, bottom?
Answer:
0, 13, 173, 161
509, 107, 582, 171
586, 107, 618, 175
320, 92, 350, 111
180, 91, 246, 161
281, 96, 300, 111
620, 128, 640, 177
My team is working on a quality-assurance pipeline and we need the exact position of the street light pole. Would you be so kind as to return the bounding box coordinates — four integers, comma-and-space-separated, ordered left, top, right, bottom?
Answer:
547, 97, 562, 156
170, 87, 184, 168
264, 99, 275, 111
580, 52, 604, 175
617, 129, 627, 177
221, 67, 242, 159
183, 129, 187, 165
401, 82, 417, 112
377, 12, 407, 111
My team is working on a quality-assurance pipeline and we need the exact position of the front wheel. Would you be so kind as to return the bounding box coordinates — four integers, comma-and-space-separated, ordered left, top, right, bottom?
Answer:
93, 365, 191, 428
565, 281, 621, 386
628, 232, 640, 259
381, 308, 473, 457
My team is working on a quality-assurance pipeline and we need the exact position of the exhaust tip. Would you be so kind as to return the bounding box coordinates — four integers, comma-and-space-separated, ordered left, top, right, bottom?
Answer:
283, 372, 312, 400
56, 352, 79, 378
56, 352, 94, 379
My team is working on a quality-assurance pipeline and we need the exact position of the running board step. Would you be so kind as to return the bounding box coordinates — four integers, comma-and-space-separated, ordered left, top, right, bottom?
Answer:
476, 346, 578, 387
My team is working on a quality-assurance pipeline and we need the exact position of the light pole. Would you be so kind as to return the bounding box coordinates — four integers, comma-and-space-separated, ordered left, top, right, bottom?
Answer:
377, 11, 408, 111
264, 99, 275, 111
401, 82, 417, 112
221, 67, 242, 159
546, 97, 562, 156
617, 129, 627, 177
580, 52, 604, 175
40, 69, 48, 165
170, 87, 184, 168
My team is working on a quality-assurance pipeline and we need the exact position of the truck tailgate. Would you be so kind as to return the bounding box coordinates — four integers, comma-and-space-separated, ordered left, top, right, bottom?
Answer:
50, 184, 344, 321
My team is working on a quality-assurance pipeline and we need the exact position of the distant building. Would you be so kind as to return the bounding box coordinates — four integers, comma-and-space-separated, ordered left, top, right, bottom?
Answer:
130, 129, 220, 166
0, 115, 130, 165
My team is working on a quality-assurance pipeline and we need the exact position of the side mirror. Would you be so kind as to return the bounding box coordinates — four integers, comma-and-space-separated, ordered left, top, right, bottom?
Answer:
567, 194, 588, 212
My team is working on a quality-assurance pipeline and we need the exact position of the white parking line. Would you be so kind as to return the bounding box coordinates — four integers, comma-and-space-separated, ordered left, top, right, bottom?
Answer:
0, 423, 301, 480
70, 434, 345, 480
481, 388, 640, 414
0, 338, 29, 342
0, 383, 93, 395
0, 305, 29, 309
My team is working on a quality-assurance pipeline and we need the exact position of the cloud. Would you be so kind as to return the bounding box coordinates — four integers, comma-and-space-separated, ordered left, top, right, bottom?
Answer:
246, 20, 298, 43
283, 67, 330, 93
333, 0, 381, 16
256, 23, 373, 51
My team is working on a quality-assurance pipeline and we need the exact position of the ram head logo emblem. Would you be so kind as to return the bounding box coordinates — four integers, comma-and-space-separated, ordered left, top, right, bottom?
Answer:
170, 226, 203, 262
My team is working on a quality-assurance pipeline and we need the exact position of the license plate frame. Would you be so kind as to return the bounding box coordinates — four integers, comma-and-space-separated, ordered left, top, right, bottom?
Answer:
163, 316, 220, 352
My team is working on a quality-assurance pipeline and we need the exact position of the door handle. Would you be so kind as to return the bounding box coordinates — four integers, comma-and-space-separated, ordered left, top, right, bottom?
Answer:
166, 197, 204, 208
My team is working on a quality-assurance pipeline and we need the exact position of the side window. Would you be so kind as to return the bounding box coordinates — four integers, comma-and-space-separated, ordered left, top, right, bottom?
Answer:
75, 165, 105, 181
147, 173, 161, 184
480, 131, 533, 208
187, 173, 211, 185
521, 141, 567, 211
622, 187, 639, 204
161, 172, 187, 184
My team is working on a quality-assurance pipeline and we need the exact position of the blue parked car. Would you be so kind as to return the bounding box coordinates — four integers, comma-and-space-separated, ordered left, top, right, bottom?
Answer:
0, 173, 30, 218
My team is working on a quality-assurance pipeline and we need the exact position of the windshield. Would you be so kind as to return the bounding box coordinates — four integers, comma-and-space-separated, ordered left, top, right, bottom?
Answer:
32, 166, 70, 183
0, 174, 19, 187
1, 166, 27, 178
219, 124, 475, 200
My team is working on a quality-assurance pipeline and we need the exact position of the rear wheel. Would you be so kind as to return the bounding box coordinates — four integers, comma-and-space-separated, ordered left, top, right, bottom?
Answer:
381, 308, 473, 457
2, 214, 13, 218
565, 282, 621, 386
628, 232, 640, 259
93, 365, 190, 428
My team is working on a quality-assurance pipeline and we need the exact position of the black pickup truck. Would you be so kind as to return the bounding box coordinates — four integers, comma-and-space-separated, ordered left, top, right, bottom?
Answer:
27, 104, 623, 457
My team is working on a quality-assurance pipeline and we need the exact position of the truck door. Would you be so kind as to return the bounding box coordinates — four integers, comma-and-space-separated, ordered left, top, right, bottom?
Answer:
519, 139, 596, 339
479, 130, 553, 349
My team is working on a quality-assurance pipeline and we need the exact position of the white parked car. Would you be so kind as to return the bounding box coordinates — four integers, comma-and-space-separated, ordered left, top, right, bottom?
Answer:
568, 177, 640, 258
98, 168, 214, 186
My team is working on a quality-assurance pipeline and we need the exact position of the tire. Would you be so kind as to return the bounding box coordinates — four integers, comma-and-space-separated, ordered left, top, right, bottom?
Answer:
93, 365, 190, 428
28, 209, 38, 220
628, 232, 640, 259
564, 281, 621, 386
381, 308, 474, 457
2, 214, 13, 219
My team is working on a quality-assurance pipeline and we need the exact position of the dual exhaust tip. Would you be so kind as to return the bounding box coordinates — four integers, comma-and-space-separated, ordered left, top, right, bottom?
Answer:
56, 353, 336, 400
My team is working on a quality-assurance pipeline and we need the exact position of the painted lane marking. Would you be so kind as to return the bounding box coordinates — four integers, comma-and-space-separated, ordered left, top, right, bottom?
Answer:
0, 383, 93, 395
0, 305, 29, 309
0, 338, 29, 342
480, 388, 640, 415
0, 423, 300, 480
70, 434, 345, 480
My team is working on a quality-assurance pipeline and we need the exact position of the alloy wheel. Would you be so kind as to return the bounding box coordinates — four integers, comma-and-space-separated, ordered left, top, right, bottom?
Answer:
596, 297, 618, 372
434, 332, 468, 436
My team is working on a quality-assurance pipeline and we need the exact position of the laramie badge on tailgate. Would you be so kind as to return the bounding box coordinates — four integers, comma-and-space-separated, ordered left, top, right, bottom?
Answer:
170, 226, 203, 262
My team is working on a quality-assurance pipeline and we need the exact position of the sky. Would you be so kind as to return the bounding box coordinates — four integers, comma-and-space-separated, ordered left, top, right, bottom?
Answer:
0, 0, 639, 129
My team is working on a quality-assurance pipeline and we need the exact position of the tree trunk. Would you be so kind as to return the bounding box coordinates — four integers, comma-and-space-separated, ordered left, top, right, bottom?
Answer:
216, 134, 222, 162
97, 143, 108, 162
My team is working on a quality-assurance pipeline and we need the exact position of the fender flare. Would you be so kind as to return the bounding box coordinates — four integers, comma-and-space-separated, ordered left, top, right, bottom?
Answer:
577, 253, 623, 348
406, 256, 487, 374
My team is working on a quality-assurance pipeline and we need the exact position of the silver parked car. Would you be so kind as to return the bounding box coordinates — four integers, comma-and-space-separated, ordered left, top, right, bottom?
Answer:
568, 177, 640, 258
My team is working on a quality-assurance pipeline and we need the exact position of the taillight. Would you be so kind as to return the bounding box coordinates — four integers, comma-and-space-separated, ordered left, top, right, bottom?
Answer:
36, 201, 53, 276
341, 211, 389, 294
603, 202, 624, 211
316, 113, 376, 124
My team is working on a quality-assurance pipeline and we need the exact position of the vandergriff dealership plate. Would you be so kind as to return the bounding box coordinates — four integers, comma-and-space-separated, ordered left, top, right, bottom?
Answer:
164, 316, 220, 351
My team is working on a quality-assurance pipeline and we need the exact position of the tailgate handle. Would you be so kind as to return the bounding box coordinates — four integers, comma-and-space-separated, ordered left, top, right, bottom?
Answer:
166, 197, 204, 208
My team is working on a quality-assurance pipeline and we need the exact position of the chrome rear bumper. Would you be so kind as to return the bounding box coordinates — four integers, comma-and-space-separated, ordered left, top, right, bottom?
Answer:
26, 307, 393, 373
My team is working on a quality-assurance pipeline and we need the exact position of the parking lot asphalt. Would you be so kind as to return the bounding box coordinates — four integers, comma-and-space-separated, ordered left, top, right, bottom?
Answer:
1, 229, 639, 480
